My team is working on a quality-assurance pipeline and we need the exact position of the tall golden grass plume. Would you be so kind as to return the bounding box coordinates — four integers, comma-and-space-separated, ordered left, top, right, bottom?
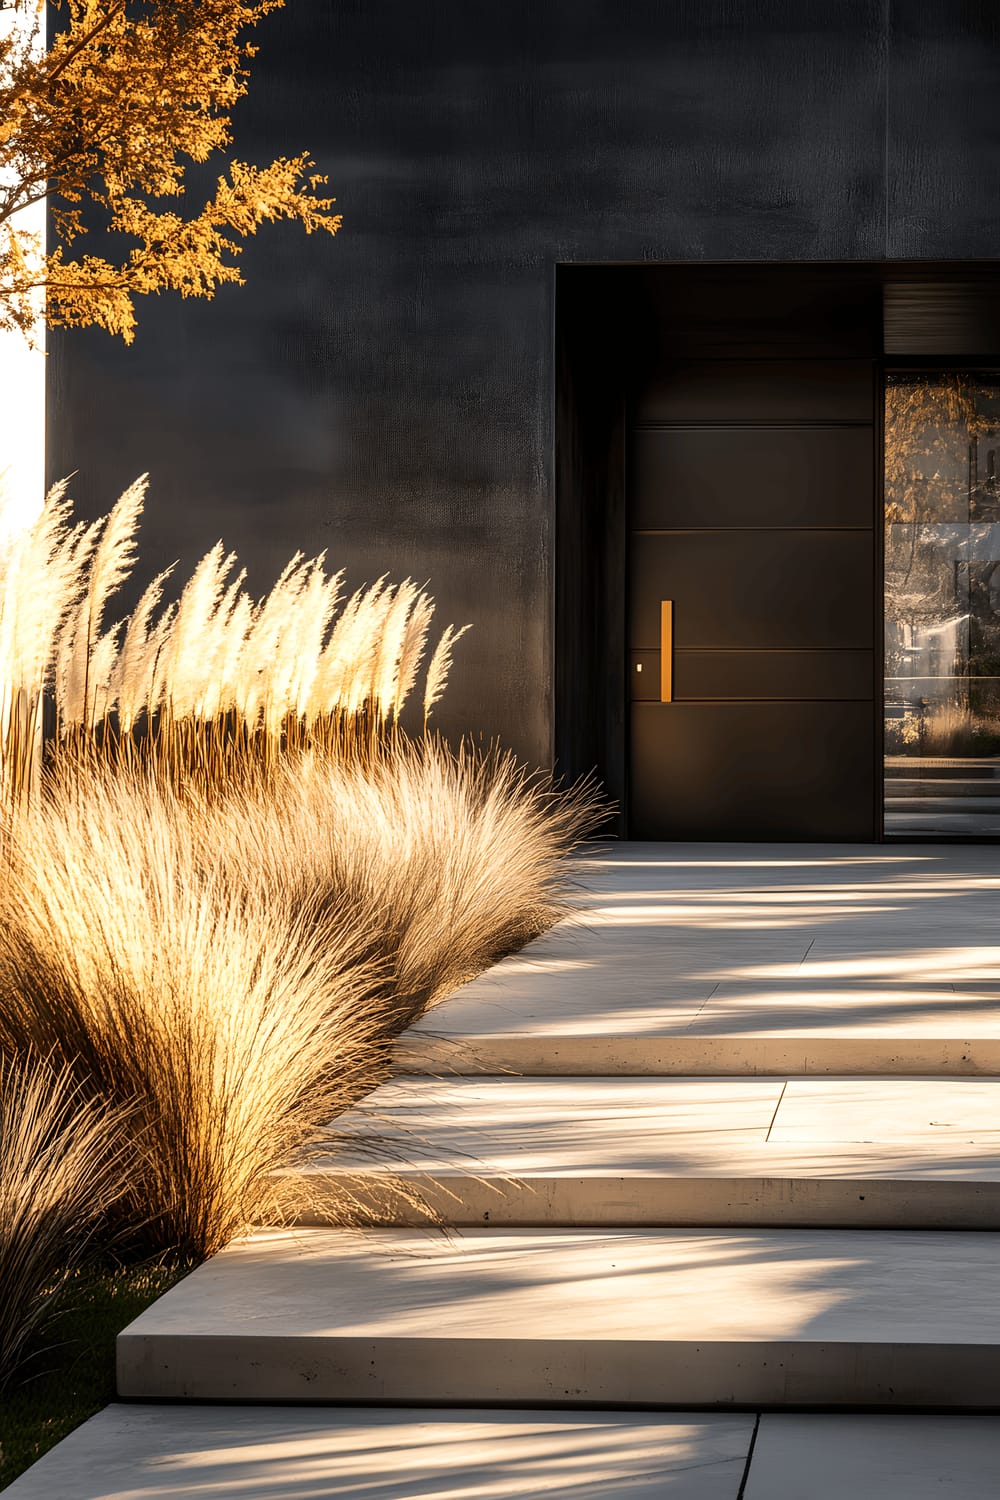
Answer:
424, 622, 472, 731
1, 480, 96, 804
0, 483, 72, 699
50, 514, 107, 669
287, 561, 343, 723
373, 579, 417, 725
87, 618, 124, 734
79, 476, 147, 726
394, 592, 435, 721
309, 584, 367, 721
190, 563, 250, 722
242, 552, 309, 737
55, 597, 89, 730
53, 494, 140, 738
216, 588, 256, 722
260, 555, 332, 739
146, 600, 179, 726
343, 579, 393, 719
164, 542, 237, 720
114, 565, 176, 734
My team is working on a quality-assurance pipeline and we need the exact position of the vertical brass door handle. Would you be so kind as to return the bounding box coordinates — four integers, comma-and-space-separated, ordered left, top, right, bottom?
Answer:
660, 600, 673, 702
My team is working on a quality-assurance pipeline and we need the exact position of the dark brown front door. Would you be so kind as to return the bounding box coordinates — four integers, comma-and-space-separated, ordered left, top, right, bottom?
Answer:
627, 359, 877, 839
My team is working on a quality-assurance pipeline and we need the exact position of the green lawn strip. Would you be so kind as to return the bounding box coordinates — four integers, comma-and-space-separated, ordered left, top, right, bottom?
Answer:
0, 1258, 195, 1492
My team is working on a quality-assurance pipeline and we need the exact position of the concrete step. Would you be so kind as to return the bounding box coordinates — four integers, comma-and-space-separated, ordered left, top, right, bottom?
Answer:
1, 1406, 756, 1499
282, 1076, 1000, 1228
744, 1414, 1000, 1499
394, 844, 1000, 1075
11, 1408, 1000, 1500
887, 786, 1000, 798
883, 812, 1000, 835
884, 796, 1000, 813
117, 1226, 1000, 1408
396, 981, 1000, 1076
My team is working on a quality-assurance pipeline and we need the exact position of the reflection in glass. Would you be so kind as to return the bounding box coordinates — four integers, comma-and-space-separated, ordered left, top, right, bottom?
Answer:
885, 374, 1000, 835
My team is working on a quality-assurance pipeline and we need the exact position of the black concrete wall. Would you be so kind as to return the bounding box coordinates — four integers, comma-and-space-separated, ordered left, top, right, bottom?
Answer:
46, 1, 1000, 768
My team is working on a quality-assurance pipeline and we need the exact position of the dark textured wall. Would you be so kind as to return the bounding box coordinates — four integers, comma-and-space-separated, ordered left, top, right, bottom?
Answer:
46, 1, 1000, 767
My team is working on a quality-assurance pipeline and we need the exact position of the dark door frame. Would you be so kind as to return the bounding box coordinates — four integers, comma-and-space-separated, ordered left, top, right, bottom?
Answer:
555, 259, 1000, 840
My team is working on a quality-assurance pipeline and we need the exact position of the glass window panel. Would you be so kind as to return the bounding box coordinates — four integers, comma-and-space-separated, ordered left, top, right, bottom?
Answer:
885, 374, 1000, 836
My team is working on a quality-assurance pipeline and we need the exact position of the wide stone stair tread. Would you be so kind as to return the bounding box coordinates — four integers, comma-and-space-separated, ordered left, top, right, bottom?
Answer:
743, 1414, 1000, 1499
278, 1075, 1000, 1227
397, 978, 1000, 1075
395, 842, 1000, 1076
885, 812, 1000, 835
885, 796, 1000, 812
117, 1225, 1000, 1407
890, 784, 1000, 795
0, 1406, 757, 1499
10, 1408, 1000, 1500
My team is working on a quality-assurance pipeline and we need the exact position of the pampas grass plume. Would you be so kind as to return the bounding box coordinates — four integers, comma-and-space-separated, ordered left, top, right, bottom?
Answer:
374, 579, 418, 723
424, 623, 472, 729
115, 565, 176, 733
164, 542, 237, 719
84, 477, 147, 647
394, 592, 435, 721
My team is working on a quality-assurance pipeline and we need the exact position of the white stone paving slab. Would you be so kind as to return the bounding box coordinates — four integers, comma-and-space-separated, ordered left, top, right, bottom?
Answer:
281, 1076, 1000, 1227
117, 1226, 1000, 1406
323, 1076, 784, 1170
744, 1415, 1000, 1499
1, 1405, 754, 1499
397, 845, 1000, 1074
323, 1076, 1000, 1166
770, 1077, 1000, 1142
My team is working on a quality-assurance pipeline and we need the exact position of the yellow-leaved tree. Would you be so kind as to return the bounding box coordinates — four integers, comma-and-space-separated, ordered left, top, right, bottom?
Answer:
0, 0, 342, 345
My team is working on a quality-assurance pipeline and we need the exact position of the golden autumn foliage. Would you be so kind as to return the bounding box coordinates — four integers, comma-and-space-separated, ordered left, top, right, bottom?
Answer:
885, 376, 1000, 524
0, 0, 342, 343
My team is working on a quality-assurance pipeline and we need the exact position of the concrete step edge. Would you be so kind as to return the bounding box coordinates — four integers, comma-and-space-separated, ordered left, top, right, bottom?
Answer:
275, 1168, 1000, 1230
392, 1035, 1000, 1076
116, 1226, 1000, 1410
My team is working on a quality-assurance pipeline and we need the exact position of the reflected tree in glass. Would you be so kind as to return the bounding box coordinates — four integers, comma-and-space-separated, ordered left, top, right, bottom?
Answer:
884, 374, 1000, 761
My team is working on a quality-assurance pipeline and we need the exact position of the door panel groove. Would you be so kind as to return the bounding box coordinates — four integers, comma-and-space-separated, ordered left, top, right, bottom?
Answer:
641, 699, 875, 705
669, 647, 873, 654
631, 527, 873, 535
634, 421, 874, 430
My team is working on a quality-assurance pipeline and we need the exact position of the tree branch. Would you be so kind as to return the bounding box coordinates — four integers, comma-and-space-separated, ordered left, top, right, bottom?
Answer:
41, 1, 128, 88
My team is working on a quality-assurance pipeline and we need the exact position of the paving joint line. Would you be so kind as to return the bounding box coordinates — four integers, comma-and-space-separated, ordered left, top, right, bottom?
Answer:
765, 1080, 788, 1143
684, 980, 720, 1030
736, 1412, 762, 1499
795, 936, 816, 973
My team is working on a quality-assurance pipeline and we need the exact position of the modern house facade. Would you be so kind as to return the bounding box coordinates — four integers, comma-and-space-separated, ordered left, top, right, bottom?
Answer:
46, 2, 1000, 839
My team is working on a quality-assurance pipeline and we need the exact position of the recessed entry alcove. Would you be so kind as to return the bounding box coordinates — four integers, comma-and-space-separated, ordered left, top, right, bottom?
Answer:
555, 261, 1000, 842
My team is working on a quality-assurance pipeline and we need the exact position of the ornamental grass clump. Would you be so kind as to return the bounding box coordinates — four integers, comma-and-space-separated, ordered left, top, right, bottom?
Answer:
0, 1054, 131, 1387
0, 742, 600, 1260
0, 474, 604, 1263
0, 763, 389, 1259
243, 740, 599, 1017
